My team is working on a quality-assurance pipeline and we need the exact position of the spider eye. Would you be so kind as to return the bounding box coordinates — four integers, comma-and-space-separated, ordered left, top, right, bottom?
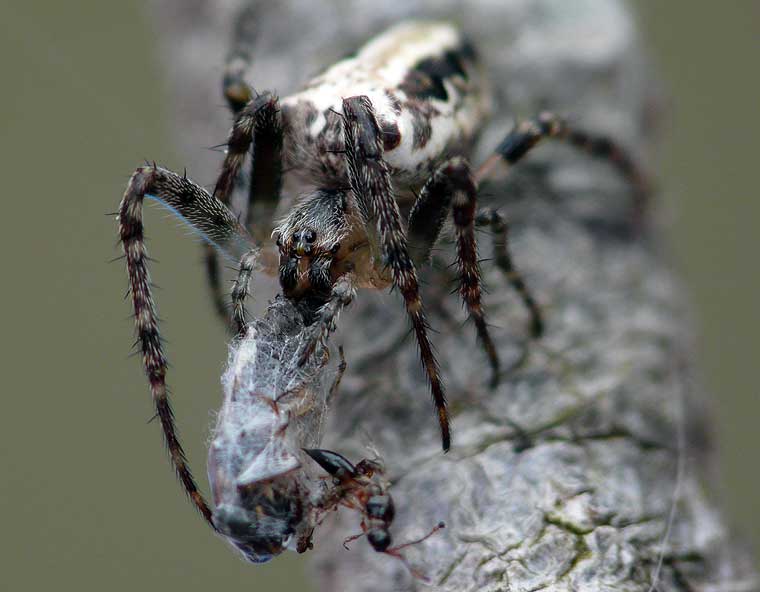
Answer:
331, 243, 341, 254
303, 229, 316, 243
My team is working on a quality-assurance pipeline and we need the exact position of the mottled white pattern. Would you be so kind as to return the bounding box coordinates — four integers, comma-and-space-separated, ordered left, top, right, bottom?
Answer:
281, 21, 490, 183
300, 21, 460, 92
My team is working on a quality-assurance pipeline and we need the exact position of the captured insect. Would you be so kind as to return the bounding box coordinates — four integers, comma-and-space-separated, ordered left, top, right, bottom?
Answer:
304, 448, 445, 580
117, 18, 650, 541
205, 297, 342, 562
208, 326, 443, 568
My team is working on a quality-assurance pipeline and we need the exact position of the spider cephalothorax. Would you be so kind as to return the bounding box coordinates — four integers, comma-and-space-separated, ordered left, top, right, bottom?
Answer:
271, 188, 378, 300
117, 18, 648, 537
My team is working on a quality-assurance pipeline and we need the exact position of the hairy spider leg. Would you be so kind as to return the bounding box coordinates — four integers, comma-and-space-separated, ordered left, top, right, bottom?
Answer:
220, 3, 283, 238
118, 165, 257, 526
475, 112, 650, 227
230, 234, 282, 335
298, 274, 357, 366
232, 241, 356, 344
213, 92, 283, 230
205, 89, 284, 326
229, 248, 258, 335
407, 157, 501, 386
475, 207, 544, 341
221, 3, 258, 113
327, 346, 348, 406
341, 95, 451, 452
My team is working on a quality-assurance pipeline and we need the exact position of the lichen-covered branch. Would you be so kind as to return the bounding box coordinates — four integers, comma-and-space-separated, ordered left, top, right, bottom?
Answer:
149, 1, 757, 590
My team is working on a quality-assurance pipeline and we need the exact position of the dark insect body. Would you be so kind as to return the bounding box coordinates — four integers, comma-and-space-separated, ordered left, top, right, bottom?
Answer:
305, 448, 445, 580
116, 17, 648, 560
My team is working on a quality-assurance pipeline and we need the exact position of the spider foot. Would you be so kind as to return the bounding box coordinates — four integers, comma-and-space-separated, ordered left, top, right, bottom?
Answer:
298, 328, 325, 366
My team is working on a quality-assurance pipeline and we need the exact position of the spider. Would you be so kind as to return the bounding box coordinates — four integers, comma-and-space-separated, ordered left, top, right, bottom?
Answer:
118, 18, 648, 523
305, 448, 445, 580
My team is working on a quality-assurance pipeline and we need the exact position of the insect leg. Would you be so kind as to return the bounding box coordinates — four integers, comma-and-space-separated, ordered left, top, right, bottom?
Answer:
341, 95, 450, 452
342, 531, 366, 550
408, 157, 500, 386
383, 521, 447, 581
475, 112, 650, 227
118, 164, 253, 527
387, 521, 446, 554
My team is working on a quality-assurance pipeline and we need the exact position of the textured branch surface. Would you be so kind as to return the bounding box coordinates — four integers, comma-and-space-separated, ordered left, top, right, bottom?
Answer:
149, 1, 757, 590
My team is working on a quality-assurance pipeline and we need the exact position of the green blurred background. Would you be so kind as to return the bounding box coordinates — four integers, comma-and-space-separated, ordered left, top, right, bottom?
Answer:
0, 2, 757, 590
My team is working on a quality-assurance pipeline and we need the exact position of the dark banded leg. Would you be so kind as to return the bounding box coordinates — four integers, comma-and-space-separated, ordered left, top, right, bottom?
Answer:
219, 3, 282, 232
117, 164, 256, 527
475, 112, 650, 227
206, 91, 283, 326
204, 254, 228, 325
222, 3, 258, 113
230, 246, 280, 337
408, 157, 500, 387
327, 346, 347, 406
475, 208, 543, 339
206, 25, 254, 323
127, 164, 254, 260
232, 246, 341, 348
298, 274, 356, 366
230, 248, 258, 336
342, 95, 450, 452
213, 92, 283, 211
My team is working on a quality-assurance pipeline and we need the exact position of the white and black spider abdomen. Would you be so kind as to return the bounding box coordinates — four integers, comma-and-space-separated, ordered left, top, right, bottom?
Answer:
280, 21, 491, 191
